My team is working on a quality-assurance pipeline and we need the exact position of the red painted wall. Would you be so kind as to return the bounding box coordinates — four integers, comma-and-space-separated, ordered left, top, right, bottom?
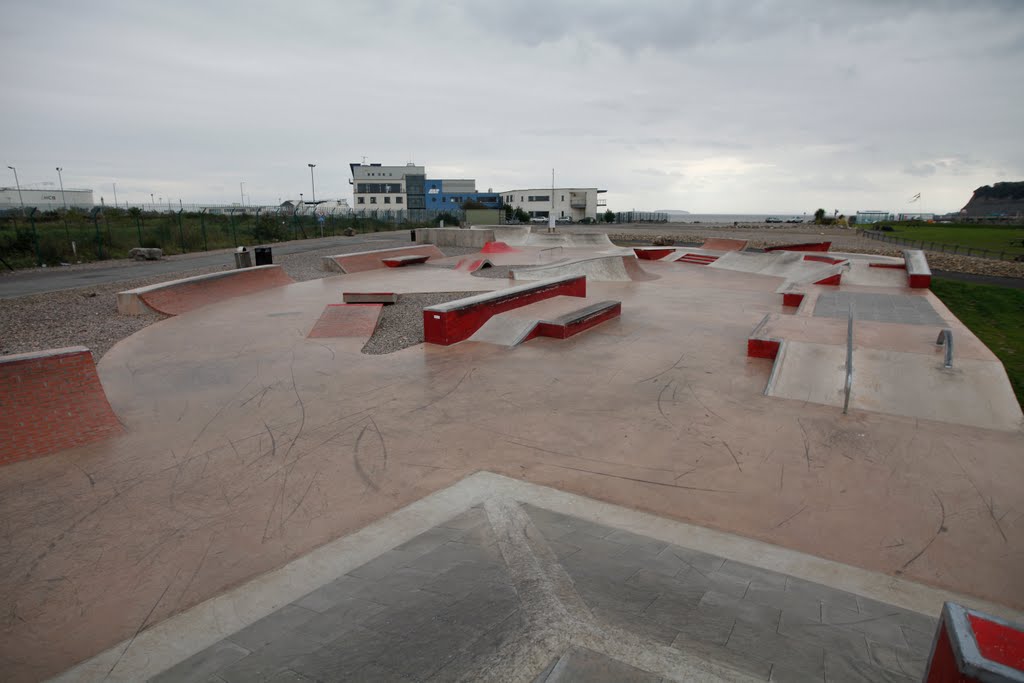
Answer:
0, 348, 122, 466
423, 276, 587, 345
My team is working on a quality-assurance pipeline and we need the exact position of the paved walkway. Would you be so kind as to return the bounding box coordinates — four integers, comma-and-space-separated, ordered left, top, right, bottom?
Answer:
149, 499, 936, 682
0, 232, 409, 298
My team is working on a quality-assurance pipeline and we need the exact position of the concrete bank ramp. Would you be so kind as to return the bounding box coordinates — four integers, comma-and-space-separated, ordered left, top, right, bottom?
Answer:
476, 227, 615, 249
711, 251, 844, 284
766, 340, 1023, 431
117, 265, 294, 315
510, 255, 658, 283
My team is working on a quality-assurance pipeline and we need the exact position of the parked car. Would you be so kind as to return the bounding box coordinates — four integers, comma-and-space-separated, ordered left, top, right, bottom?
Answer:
529, 216, 548, 223
765, 216, 783, 223
555, 216, 573, 224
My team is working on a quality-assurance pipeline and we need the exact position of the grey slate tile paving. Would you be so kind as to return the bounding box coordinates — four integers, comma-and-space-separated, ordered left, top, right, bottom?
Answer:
823, 651, 916, 682
670, 630, 773, 680
541, 647, 663, 683
287, 626, 390, 681
293, 575, 372, 613
349, 566, 438, 605
226, 604, 319, 651
717, 559, 790, 589
700, 590, 782, 630
392, 525, 465, 555
292, 597, 389, 644
345, 549, 420, 580
351, 662, 416, 681
383, 622, 483, 680
726, 620, 826, 680
821, 604, 909, 647
745, 585, 823, 622
777, 612, 870, 664
150, 641, 251, 683
786, 576, 861, 612
855, 595, 937, 634
148, 510, 944, 683
439, 506, 488, 530
217, 631, 322, 683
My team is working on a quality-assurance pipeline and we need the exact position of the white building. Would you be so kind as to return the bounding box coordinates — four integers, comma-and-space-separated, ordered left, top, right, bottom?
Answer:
0, 187, 94, 210
500, 188, 606, 221
350, 162, 425, 210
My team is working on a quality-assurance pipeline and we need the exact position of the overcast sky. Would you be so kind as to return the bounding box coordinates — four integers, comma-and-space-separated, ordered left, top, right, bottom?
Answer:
2, 0, 1022, 214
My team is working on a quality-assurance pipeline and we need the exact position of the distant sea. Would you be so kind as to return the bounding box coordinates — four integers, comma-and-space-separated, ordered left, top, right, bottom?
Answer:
666, 213, 811, 223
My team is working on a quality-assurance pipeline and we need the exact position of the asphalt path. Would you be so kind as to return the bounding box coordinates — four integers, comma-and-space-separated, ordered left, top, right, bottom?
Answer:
0, 231, 412, 299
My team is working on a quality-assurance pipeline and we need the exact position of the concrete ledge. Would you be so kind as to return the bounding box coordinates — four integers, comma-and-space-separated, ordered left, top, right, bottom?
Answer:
117, 265, 294, 315
321, 245, 444, 273
904, 249, 932, 288
0, 346, 122, 465
414, 227, 496, 248
423, 275, 587, 345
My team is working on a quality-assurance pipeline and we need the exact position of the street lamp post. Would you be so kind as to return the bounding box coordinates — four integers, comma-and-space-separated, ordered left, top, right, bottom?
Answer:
308, 163, 316, 204
7, 166, 25, 213
240, 181, 246, 207
56, 167, 67, 210
150, 193, 154, 207
113, 182, 118, 209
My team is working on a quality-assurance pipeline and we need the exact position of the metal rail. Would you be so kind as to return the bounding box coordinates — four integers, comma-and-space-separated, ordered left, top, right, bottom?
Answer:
843, 303, 854, 415
936, 328, 954, 369
538, 246, 563, 262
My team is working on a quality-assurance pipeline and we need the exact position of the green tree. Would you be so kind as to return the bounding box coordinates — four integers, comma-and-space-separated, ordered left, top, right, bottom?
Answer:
513, 207, 530, 223
603, 209, 616, 223
814, 208, 826, 224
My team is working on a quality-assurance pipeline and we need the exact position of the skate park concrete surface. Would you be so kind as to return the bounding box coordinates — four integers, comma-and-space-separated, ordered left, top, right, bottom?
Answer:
1, 231, 1023, 681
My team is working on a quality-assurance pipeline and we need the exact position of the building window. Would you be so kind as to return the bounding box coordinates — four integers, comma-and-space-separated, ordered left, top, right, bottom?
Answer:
528, 195, 550, 202
396, 196, 403, 204
357, 197, 365, 204
370, 197, 377, 204
384, 196, 391, 204
561, 195, 564, 201
431, 197, 437, 203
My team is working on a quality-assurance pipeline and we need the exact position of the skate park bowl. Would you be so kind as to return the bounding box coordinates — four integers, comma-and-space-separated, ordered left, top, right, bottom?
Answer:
116, 264, 294, 315
4, 239, 1024, 683
0, 347, 122, 465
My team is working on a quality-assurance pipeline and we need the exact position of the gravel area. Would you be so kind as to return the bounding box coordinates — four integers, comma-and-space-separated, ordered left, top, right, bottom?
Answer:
0, 240, 455, 360
361, 292, 482, 355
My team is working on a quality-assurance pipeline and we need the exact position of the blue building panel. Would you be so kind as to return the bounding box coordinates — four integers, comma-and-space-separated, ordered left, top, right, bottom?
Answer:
425, 179, 502, 209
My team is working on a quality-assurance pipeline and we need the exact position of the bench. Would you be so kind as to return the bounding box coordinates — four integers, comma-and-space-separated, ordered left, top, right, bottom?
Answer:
381, 254, 429, 268
903, 249, 931, 288
423, 275, 587, 345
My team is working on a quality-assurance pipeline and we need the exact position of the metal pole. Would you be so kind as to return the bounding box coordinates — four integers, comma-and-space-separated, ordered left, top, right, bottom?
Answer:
177, 210, 186, 252
30, 208, 40, 266
112, 182, 118, 208
308, 163, 316, 203
240, 181, 245, 207
136, 212, 143, 246
7, 166, 24, 213
56, 167, 67, 209
56, 167, 70, 241
201, 208, 208, 251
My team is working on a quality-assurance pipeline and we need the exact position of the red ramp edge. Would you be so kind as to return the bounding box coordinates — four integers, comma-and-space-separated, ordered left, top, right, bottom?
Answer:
118, 265, 294, 316
0, 347, 122, 466
764, 241, 832, 252
322, 245, 444, 274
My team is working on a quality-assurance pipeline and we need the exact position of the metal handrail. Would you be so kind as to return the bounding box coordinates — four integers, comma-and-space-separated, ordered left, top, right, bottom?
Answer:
936, 328, 953, 369
843, 303, 854, 414
538, 246, 563, 262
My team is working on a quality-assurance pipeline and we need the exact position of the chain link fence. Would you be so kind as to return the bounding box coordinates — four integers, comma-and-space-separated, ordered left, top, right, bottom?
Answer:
0, 205, 463, 269
857, 228, 1021, 262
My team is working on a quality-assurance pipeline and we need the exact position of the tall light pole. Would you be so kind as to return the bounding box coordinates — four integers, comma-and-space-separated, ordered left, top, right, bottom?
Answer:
7, 166, 25, 213
240, 181, 246, 206
150, 193, 154, 206
112, 182, 118, 208
56, 167, 67, 210
308, 163, 317, 204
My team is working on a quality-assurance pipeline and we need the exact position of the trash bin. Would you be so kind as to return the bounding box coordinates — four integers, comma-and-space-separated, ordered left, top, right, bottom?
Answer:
254, 246, 273, 266
233, 247, 252, 269
410, 229, 416, 242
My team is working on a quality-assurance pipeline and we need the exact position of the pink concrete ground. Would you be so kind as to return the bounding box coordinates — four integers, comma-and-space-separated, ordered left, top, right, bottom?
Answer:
1, 254, 1022, 681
